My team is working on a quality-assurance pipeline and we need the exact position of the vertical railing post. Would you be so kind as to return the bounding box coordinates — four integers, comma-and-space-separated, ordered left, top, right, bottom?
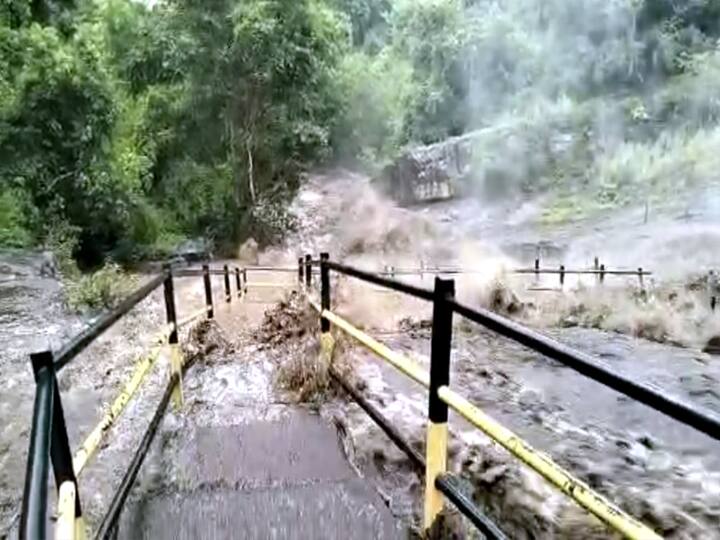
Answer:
318, 253, 335, 370
320, 253, 330, 333
20, 351, 55, 540
203, 264, 214, 319
600, 264, 606, 285
223, 264, 231, 303
559, 265, 565, 289
235, 268, 242, 299
163, 266, 183, 408
594, 257, 600, 285
163, 265, 178, 345
305, 254, 312, 289
534, 258, 540, 282
638, 267, 644, 289
424, 277, 455, 532
298, 257, 304, 287
243, 268, 248, 295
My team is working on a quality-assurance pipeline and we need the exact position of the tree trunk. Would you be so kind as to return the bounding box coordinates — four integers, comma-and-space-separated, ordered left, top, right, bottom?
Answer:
247, 138, 256, 204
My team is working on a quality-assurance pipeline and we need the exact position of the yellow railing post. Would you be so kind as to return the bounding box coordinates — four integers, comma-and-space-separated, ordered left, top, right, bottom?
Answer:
305, 254, 312, 290
203, 264, 214, 319
56, 481, 85, 540
235, 267, 242, 299
163, 266, 183, 409
223, 264, 231, 303
424, 277, 455, 532
319, 253, 335, 363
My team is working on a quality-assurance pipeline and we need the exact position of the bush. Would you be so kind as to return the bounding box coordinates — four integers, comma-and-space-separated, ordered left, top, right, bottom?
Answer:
0, 188, 33, 247
66, 262, 137, 311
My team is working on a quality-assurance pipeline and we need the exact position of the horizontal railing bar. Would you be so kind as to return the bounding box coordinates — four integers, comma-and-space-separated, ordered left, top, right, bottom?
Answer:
174, 268, 229, 277
514, 268, 651, 276
329, 368, 506, 539
246, 282, 296, 288
325, 261, 435, 302
368, 267, 651, 277
437, 385, 660, 540
94, 372, 178, 540
309, 293, 659, 538
435, 474, 507, 540
450, 298, 720, 441
54, 273, 166, 371
173, 268, 204, 277
19, 365, 54, 540
329, 367, 425, 471
176, 266, 308, 276
321, 309, 430, 387
176, 306, 210, 329
72, 340, 166, 476
245, 266, 297, 272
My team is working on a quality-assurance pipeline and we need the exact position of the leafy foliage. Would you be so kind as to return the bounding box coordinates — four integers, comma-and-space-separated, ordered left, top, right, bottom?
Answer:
3, 0, 720, 264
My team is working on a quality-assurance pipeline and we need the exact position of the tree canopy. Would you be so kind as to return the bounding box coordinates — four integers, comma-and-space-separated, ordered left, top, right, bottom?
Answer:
1, 0, 719, 263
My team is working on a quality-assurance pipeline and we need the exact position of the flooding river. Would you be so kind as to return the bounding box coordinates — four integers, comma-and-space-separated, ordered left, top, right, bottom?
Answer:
2, 169, 720, 538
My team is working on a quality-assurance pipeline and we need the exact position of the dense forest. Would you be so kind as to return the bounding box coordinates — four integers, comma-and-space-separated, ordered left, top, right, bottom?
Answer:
2, 0, 720, 267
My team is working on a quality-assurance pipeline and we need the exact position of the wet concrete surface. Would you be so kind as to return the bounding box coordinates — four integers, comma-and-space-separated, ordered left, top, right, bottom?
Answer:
119, 413, 401, 539
120, 480, 400, 540
114, 271, 404, 540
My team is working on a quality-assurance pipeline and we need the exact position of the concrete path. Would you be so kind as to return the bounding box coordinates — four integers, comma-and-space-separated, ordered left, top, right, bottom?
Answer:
118, 266, 404, 539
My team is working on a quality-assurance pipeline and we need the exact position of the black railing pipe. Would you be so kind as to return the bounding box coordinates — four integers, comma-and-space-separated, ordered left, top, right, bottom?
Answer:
450, 299, 720, 441
54, 273, 165, 371
94, 374, 178, 539
325, 261, 434, 302
20, 353, 55, 540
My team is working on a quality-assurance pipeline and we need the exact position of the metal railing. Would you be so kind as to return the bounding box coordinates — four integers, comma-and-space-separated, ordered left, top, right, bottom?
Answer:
377, 255, 652, 289
303, 253, 720, 539
19, 254, 719, 539
18, 263, 251, 540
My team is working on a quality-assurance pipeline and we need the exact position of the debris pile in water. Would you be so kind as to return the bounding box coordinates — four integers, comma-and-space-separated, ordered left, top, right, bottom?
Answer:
259, 292, 350, 402
183, 319, 230, 363
257, 291, 317, 348
258, 291, 362, 402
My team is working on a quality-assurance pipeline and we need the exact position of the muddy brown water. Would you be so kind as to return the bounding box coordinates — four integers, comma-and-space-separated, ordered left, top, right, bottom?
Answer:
0, 255, 230, 537
315, 315, 720, 538
3, 172, 720, 538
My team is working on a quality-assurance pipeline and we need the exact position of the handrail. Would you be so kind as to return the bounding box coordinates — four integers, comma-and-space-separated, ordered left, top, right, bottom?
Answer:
19, 361, 54, 540
16, 256, 696, 539
450, 298, 720, 441
316, 303, 659, 539
373, 266, 652, 277
314, 255, 720, 538
19, 264, 235, 539
437, 385, 660, 539
94, 373, 179, 539
328, 365, 507, 540
321, 309, 429, 386
325, 261, 434, 301
325, 259, 720, 441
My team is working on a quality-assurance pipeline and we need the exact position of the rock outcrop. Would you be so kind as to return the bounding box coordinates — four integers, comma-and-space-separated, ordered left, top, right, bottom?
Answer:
378, 131, 477, 205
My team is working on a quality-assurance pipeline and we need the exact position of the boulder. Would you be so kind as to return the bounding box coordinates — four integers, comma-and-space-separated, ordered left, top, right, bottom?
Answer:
174, 238, 212, 262
378, 132, 476, 205
376, 117, 582, 205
